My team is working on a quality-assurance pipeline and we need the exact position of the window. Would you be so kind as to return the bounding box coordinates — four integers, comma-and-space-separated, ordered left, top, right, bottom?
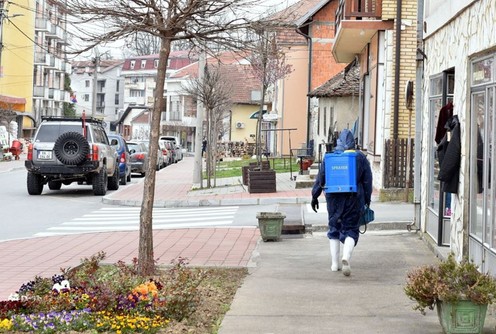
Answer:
130, 60, 136, 69
470, 54, 496, 248
115, 94, 119, 105
85, 80, 90, 87
141, 60, 146, 69
317, 107, 320, 136
428, 70, 454, 217
154, 59, 159, 68
323, 107, 327, 138
130, 89, 144, 97
83, 94, 89, 102
116, 80, 120, 91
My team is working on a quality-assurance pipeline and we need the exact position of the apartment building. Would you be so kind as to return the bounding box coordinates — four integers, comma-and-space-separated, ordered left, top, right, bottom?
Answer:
0, 0, 34, 138
32, 0, 72, 123
114, 51, 195, 140
70, 59, 124, 128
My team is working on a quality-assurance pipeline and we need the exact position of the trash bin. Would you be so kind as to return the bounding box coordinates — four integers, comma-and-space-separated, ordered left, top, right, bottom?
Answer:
256, 212, 286, 242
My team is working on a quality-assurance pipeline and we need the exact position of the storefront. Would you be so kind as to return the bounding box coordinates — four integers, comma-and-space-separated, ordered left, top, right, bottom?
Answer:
468, 54, 496, 274
420, 0, 495, 266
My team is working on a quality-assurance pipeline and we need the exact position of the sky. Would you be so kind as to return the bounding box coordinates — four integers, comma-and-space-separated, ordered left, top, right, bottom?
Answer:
70, 0, 302, 61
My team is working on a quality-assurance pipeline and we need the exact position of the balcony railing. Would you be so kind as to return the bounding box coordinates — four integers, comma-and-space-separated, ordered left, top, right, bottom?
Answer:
335, 0, 382, 35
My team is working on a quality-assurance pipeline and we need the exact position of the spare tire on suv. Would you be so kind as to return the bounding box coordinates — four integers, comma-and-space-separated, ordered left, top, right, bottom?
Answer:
53, 132, 90, 165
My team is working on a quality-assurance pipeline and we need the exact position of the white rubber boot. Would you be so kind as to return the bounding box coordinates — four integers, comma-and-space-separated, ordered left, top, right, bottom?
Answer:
329, 239, 340, 272
342, 237, 355, 276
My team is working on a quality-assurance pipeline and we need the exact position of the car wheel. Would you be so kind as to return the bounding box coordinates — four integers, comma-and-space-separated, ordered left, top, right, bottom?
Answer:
27, 172, 44, 195
53, 132, 90, 165
92, 167, 107, 196
108, 164, 120, 191
120, 172, 127, 185
48, 180, 62, 190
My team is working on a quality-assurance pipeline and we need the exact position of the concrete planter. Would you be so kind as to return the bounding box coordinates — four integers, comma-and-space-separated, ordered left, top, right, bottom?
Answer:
256, 212, 286, 242
436, 300, 487, 334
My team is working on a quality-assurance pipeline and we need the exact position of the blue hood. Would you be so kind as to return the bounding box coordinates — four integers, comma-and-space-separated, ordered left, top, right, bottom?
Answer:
334, 129, 355, 152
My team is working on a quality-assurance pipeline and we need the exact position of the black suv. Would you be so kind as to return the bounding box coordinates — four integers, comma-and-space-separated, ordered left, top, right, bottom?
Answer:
25, 116, 119, 196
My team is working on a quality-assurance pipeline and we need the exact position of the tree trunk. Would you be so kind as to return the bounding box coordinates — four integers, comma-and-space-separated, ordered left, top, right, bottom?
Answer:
138, 37, 170, 276
256, 84, 266, 166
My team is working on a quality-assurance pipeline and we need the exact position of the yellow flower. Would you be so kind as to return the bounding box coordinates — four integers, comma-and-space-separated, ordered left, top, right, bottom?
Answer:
0, 318, 13, 330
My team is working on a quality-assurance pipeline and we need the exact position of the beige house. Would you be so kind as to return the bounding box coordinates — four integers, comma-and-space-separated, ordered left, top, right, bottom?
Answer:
167, 52, 265, 155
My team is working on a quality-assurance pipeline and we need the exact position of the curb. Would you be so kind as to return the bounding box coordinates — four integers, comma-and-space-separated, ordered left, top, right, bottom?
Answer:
309, 221, 413, 233
102, 196, 312, 207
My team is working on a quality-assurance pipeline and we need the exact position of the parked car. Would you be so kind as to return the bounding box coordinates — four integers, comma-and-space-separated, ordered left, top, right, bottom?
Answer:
159, 136, 183, 162
24, 116, 119, 196
138, 140, 163, 171
127, 141, 149, 177
108, 133, 131, 185
158, 139, 172, 167
163, 139, 177, 163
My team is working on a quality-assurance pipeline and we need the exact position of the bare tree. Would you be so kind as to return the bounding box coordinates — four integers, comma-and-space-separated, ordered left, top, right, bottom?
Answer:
61, 0, 279, 275
248, 28, 293, 165
183, 62, 233, 188
125, 32, 161, 56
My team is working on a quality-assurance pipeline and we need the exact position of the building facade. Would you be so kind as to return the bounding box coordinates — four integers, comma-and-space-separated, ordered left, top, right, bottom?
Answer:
0, 0, 34, 138
70, 59, 124, 129
418, 0, 496, 270
32, 0, 71, 124
331, 0, 417, 194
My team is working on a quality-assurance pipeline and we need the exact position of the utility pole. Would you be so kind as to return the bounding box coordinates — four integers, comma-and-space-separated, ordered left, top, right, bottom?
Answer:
0, 0, 5, 78
91, 47, 100, 117
193, 50, 206, 186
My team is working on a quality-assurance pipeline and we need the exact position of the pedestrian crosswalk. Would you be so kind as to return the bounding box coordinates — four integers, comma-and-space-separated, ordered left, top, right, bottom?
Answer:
34, 206, 239, 237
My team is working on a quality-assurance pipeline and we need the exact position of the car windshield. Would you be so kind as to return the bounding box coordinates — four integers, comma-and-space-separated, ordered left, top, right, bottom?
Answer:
127, 143, 142, 152
35, 124, 88, 142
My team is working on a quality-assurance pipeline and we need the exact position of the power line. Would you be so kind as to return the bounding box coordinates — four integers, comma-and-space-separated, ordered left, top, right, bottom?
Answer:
6, 17, 51, 54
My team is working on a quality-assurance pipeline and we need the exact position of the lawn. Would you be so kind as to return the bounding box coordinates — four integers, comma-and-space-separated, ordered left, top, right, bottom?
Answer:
205, 157, 301, 179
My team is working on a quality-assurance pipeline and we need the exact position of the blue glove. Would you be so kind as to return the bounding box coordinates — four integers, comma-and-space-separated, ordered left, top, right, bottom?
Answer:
311, 198, 319, 213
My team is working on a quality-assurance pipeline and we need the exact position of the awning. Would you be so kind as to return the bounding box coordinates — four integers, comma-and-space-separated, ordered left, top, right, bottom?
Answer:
0, 95, 26, 105
249, 109, 268, 119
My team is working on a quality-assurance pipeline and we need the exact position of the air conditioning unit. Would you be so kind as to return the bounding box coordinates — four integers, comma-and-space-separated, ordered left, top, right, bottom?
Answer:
235, 122, 245, 129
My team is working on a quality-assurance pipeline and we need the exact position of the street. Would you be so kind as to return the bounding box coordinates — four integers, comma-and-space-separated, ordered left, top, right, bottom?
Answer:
0, 165, 282, 241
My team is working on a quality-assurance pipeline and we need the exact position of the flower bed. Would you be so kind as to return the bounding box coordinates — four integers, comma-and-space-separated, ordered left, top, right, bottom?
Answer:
0, 252, 247, 333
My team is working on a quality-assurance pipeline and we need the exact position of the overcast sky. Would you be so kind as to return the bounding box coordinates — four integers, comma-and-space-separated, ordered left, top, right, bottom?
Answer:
71, 0, 302, 61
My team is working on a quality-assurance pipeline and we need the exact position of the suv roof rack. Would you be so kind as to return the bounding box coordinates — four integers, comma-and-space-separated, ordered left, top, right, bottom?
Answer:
41, 116, 103, 125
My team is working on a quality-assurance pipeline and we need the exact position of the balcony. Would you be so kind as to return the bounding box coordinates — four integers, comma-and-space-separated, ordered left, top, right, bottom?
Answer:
333, 0, 393, 63
125, 82, 146, 90
33, 86, 49, 99
35, 18, 51, 32
34, 52, 49, 66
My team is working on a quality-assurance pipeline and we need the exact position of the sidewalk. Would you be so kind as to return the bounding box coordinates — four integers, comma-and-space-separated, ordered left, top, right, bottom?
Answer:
2, 155, 477, 333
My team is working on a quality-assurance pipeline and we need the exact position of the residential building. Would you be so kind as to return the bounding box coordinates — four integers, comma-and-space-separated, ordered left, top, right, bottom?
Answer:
70, 59, 125, 130
32, 0, 72, 124
114, 51, 195, 140
307, 62, 360, 159
330, 0, 417, 195
0, 0, 35, 138
167, 52, 262, 153
270, 0, 346, 157
417, 0, 496, 269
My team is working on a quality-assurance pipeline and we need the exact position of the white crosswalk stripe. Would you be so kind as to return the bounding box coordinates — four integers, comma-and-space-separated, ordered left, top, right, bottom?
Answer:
34, 206, 239, 237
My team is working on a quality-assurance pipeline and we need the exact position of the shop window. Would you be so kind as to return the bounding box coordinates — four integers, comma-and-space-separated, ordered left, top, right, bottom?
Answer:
428, 70, 454, 219
470, 54, 495, 248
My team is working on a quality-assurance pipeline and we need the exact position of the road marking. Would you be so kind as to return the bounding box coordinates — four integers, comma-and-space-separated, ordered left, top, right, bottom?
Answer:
34, 206, 239, 236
